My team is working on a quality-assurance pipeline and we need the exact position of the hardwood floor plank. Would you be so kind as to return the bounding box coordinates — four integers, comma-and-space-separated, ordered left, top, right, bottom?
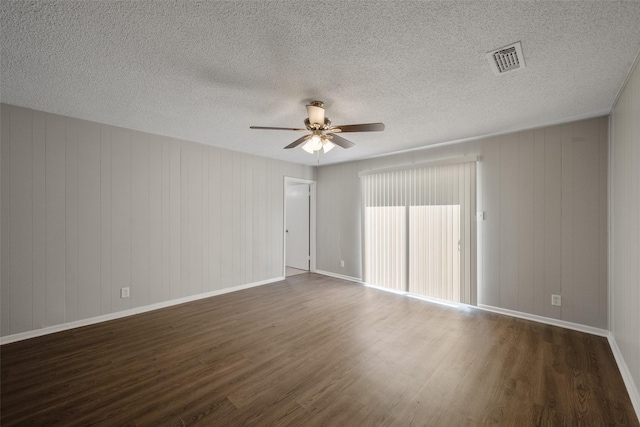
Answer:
1, 273, 637, 426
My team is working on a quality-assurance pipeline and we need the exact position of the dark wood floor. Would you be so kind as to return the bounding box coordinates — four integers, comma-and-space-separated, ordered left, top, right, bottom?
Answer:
1, 273, 638, 426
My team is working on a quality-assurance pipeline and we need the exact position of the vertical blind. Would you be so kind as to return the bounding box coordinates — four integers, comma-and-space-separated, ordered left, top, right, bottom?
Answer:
361, 159, 476, 304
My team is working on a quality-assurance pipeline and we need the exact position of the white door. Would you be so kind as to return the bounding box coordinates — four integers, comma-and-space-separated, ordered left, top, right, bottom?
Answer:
286, 183, 310, 270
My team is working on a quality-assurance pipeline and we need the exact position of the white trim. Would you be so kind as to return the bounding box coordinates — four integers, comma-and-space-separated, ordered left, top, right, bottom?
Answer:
315, 270, 362, 283
328, 271, 639, 419
0, 277, 284, 345
357, 155, 478, 177
608, 333, 640, 419
284, 176, 317, 274
319, 272, 610, 337
610, 49, 640, 112
326, 112, 608, 167
362, 283, 463, 309
362, 282, 406, 295
477, 304, 609, 337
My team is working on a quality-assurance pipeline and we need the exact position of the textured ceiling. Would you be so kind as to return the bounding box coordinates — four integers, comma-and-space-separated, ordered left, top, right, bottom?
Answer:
2, 1, 640, 166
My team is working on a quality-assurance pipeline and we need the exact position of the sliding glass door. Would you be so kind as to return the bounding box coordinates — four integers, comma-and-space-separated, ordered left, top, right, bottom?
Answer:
361, 160, 476, 304
409, 205, 460, 301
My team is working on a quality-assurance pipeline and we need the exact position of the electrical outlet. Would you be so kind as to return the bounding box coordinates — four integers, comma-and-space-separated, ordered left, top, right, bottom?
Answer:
551, 294, 561, 306
340, 260, 345, 268
121, 287, 130, 299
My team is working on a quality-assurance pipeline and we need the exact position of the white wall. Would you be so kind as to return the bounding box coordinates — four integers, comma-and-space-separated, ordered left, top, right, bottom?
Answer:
317, 116, 608, 329
610, 57, 640, 408
0, 104, 314, 337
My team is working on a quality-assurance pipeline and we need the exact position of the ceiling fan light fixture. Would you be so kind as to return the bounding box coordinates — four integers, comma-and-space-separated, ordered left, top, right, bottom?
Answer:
322, 138, 335, 153
301, 140, 316, 154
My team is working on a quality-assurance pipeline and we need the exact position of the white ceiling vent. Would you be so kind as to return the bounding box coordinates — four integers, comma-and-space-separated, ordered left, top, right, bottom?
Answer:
486, 42, 526, 75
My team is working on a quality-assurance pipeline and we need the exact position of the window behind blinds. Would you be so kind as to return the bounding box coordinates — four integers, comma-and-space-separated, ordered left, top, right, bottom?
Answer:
361, 160, 476, 304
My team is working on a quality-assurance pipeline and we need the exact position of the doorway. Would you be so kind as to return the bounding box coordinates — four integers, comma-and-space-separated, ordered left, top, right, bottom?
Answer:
361, 160, 476, 305
284, 177, 316, 277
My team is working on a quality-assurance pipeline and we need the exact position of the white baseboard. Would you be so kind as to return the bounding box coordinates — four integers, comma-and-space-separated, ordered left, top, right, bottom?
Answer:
476, 304, 609, 337
0, 277, 284, 345
315, 270, 362, 283
313, 274, 638, 419
608, 333, 640, 419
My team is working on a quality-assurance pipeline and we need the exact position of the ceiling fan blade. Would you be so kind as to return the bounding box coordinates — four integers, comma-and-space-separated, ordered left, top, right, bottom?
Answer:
330, 123, 385, 133
284, 134, 312, 149
327, 133, 355, 149
250, 126, 306, 131
306, 103, 325, 126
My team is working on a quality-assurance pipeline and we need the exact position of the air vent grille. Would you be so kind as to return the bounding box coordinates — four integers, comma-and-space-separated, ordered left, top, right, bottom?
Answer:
487, 42, 526, 75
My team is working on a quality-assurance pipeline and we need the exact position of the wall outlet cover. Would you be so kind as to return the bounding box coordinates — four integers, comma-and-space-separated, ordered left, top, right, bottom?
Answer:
121, 287, 130, 298
551, 294, 561, 306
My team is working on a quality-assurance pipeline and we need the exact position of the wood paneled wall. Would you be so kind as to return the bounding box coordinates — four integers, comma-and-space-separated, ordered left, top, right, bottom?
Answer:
0, 104, 314, 336
611, 57, 640, 407
317, 116, 608, 328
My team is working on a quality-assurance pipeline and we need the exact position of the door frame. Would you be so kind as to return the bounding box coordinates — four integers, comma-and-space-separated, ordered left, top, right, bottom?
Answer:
283, 176, 316, 276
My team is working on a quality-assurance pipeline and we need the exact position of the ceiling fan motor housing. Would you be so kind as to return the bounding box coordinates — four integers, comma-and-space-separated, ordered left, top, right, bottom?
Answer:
304, 117, 331, 131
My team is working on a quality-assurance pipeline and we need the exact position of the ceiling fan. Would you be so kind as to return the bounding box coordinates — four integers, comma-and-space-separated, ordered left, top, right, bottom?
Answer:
250, 101, 384, 154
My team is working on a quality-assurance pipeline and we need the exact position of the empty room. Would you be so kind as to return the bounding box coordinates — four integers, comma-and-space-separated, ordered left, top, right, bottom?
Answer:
1, 1, 640, 425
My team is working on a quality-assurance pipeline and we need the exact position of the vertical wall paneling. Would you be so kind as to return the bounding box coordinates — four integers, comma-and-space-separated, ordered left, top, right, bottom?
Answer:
499, 135, 519, 310
201, 144, 210, 292
232, 152, 242, 286
482, 138, 501, 307
316, 116, 608, 328
598, 117, 608, 327
131, 131, 150, 307
573, 120, 600, 326
561, 123, 575, 322
611, 56, 640, 412
0, 104, 314, 337
180, 141, 189, 296
9, 107, 33, 333
343, 164, 361, 277
254, 158, 266, 280
32, 111, 46, 328
219, 150, 233, 288
245, 155, 254, 283
1, 105, 10, 335
169, 139, 181, 300
208, 148, 221, 290
517, 130, 535, 314
148, 134, 162, 304
270, 161, 284, 278
544, 125, 563, 320
160, 137, 171, 300
100, 125, 112, 315
469, 159, 477, 305
266, 161, 275, 278
532, 129, 546, 316
45, 113, 66, 326
111, 127, 131, 312
77, 120, 101, 319
65, 119, 80, 323
188, 142, 203, 296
